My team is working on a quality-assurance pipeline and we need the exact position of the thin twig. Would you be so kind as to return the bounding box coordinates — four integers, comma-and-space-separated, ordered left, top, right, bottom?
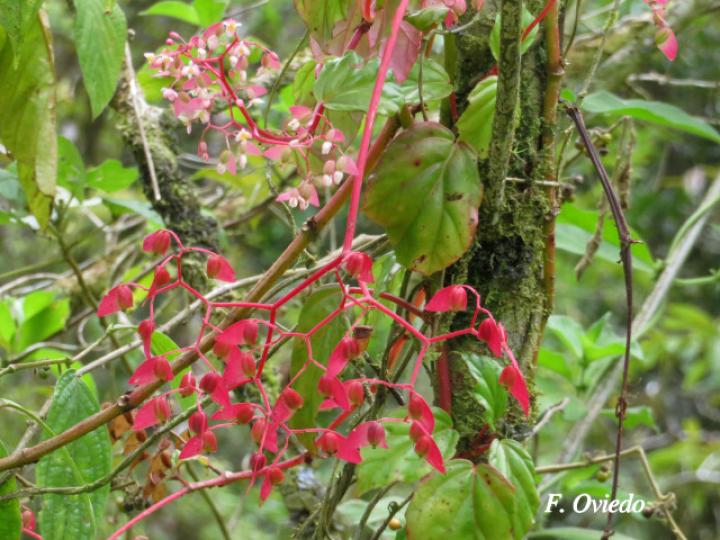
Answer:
565, 104, 635, 540
124, 42, 161, 201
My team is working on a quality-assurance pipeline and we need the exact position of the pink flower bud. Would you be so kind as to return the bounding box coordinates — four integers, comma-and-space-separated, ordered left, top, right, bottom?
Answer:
200, 372, 221, 394
189, 411, 208, 434
281, 387, 304, 410
138, 319, 155, 342
116, 285, 134, 310
142, 230, 172, 255
344, 252, 374, 283
179, 372, 197, 397
268, 466, 285, 485
347, 380, 365, 407
366, 422, 385, 448
202, 430, 218, 453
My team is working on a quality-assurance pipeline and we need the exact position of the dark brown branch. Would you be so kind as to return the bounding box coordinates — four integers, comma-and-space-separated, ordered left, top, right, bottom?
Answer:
565, 104, 635, 540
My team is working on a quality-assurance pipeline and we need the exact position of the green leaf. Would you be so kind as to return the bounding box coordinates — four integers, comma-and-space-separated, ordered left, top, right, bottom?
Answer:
356, 407, 458, 495
397, 58, 453, 104
314, 52, 404, 115
462, 352, 508, 429
0, 439, 21, 540
140, 1, 200, 25
0, 301, 15, 350
490, 7, 539, 62
37, 371, 112, 540
457, 76, 497, 158
488, 439, 539, 539
528, 528, 637, 540
555, 203, 655, 273
15, 296, 70, 352
288, 289, 346, 450
294, 0, 348, 49
405, 460, 515, 539
293, 60, 317, 106
0, 0, 44, 60
193, 0, 228, 26
73, 0, 127, 118
546, 315, 584, 359
57, 137, 87, 201
364, 122, 482, 275
0, 12, 56, 228
405, 6, 450, 32
583, 90, 720, 144
86, 159, 138, 192
102, 196, 164, 224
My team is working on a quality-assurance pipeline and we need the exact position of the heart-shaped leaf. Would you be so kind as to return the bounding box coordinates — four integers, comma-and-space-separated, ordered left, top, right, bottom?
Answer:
364, 122, 482, 275
488, 439, 539, 538
406, 459, 516, 539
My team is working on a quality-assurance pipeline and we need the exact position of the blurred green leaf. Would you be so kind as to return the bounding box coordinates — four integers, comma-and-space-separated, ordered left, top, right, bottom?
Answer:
15, 293, 70, 352
601, 406, 658, 431
293, 60, 317, 106
0, 439, 21, 540
193, 0, 228, 25
73, 0, 127, 118
37, 370, 111, 540
57, 137, 86, 200
356, 408, 458, 494
86, 159, 138, 192
102, 196, 163, 224
140, 1, 200, 24
556, 203, 655, 273
583, 91, 720, 144
0, 13, 56, 228
405, 6, 450, 32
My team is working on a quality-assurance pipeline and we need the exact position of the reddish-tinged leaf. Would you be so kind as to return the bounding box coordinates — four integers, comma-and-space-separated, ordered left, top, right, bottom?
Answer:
386, 20, 422, 82
414, 434, 445, 473
223, 349, 251, 389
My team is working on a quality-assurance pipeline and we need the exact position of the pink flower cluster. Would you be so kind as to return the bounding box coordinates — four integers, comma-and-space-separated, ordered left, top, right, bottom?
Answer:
98, 230, 530, 501
146, 23, 359, 211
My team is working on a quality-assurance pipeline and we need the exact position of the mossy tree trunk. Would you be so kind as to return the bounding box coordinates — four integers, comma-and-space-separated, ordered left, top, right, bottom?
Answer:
439, 0, 558, 451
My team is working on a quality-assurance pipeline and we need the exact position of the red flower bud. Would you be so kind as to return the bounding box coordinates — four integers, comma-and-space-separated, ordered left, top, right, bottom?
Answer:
425, 285, 468, 312
207, 253, 236, 282
213, 339, 232, 359
318, 375, 334, 397
366, 422, 385, 448
240, 351, 256, 378
153, 397, 171, 423
251, 418, 267, 444
344, 251, 374, 283
138, 319, 154, 342
22, 510, 36, 531
235, 403, 254, 424
142, 230, 171, 255
179, 372, 197, 397
268, 466, 285, 485
414, 435, 433, 458
281, 387, 304, 410
116, 285, 134, 310
409, 421, 424, 442
317, 431, 341, 455
202, 430, 218, 453
152, 356, 173, 381
347, 380, 365, 407
200, 372, 221, 394
189, 411, 208, 434
250, 452, 266, 472
152, 267, 171, 288
408, 394, 425, 420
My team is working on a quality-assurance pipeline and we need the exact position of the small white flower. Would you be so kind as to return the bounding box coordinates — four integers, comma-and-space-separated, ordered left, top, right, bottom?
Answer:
223, 19, 240, 36
229, 55, 239, 67
321, 141, 333, 155
322, 174, 333, 187
288, 118, 300, 131
238, 154, 248, 170
197, 48, 207, 59
333, 171, 344, 185
238, 43, 251, 57
207, 35, 219, 50
161, 87, 178, 101
216, 162, 227, 174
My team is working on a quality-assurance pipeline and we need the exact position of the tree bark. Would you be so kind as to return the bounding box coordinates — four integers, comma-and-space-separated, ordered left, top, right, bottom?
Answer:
440, 0, 557, 451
